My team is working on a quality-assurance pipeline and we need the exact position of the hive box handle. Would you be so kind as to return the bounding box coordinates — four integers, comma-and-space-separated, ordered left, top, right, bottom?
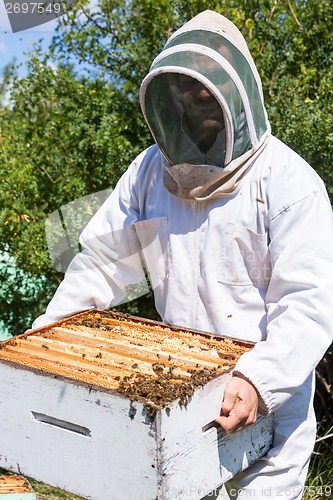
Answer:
202, 420, 226, 435
31, 412, 91, 437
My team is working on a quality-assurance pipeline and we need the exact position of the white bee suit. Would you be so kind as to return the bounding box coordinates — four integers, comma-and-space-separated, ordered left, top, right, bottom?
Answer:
33, 10, 333, 499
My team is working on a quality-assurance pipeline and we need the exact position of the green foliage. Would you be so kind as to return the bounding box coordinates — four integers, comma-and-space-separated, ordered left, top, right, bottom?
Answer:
252, 0, 333, 197
0, 52, 150, 272
305, 423, 333, 499
0, 51, 150, 332
0, 252, 55, 335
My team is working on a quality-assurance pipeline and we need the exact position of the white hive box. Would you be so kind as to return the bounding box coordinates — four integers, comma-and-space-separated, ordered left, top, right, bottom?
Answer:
0, 310, 273, 500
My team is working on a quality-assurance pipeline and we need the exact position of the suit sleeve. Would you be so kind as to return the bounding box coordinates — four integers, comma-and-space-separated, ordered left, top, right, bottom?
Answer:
234, 188, 333, 414
32, 162, 146, 329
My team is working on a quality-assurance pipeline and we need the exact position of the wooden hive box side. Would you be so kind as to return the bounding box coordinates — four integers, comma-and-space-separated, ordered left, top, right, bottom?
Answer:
0, 361, 160, 500
156, 373, 273, 500
0, 310, 273, 500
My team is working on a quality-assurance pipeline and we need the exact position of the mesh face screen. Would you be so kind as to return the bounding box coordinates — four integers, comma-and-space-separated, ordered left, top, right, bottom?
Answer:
144, 67, 251, 167
141, 26, 268, 168
145, 72, 225, 167
165, 30, 267, 140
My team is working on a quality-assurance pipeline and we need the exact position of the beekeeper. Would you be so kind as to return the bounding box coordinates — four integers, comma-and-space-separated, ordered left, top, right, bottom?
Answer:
33, 10, 333, 499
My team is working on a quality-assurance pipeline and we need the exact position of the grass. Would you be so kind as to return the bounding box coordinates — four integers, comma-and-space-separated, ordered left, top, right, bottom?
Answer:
0, 469, 83, 499
25, 480, 84, 499
303, 426, 333, 500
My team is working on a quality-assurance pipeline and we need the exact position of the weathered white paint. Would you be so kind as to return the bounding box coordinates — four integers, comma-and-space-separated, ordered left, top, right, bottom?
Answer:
157, 373, 272, 499
0, 361, 272, 500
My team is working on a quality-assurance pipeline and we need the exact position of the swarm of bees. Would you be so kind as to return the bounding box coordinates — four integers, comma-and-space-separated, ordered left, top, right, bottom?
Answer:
118, 364, 219, 417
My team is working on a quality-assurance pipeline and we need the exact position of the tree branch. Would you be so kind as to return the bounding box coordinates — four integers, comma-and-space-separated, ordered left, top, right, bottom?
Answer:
287, 0, 301, 27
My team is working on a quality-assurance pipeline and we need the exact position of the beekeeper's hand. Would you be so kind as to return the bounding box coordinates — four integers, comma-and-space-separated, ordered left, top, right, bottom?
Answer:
215, 375, 259, 435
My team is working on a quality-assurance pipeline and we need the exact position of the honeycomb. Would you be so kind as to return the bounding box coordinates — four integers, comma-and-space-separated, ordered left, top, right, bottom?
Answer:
0, 310, 252, 415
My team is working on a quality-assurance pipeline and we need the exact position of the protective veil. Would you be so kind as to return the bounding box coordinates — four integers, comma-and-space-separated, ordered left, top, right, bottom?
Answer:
140, 10, 271, 200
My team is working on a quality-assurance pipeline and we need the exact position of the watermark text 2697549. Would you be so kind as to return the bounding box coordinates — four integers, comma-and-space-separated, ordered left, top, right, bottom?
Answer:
4, 0, 79, 33
6, 2, 64, 15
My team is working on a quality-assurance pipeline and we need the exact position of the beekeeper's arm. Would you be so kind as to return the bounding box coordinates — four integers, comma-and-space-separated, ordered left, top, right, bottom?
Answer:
216, 187, 333, 433
32, 157, 145, 329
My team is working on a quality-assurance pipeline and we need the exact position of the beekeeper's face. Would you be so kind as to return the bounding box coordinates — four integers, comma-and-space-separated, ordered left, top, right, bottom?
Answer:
179, 74, 225, 151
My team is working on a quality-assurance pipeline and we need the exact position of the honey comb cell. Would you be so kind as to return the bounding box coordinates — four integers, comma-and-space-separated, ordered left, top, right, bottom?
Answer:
0, 309, 252, 414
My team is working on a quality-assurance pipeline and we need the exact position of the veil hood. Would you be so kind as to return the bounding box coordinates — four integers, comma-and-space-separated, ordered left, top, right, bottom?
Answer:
140, 10, 271, 200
